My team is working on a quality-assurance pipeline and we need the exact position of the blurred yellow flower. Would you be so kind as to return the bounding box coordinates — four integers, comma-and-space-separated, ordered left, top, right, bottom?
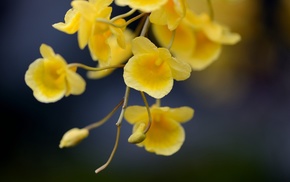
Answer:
87, 29, 133, 79
150, 0, 187, 30
53, 0, 126, 65
152, 9, 241, 70
115, 0, 168, 12
25, 44, 86, 103
124, 104, 194, 156
123, 36, 191, 99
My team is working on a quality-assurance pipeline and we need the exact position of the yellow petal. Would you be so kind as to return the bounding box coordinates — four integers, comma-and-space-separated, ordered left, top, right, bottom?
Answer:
52, 8, 80, 34
71, 1, 97, 21
88, 33, 111, 63
167, 106, 194, 123
183, 31, 222, 70
78, 19, 93, 49
152, 24, 195, 58
115, 0, 167, 12
25, 58, 66, 103
87, 29, 133, 79
141, 112, 185, 156
124, 106, 147, 124
150, 0, 186, 30
123, 54, 173, 99
40, 44, 55, 59
65, 69, 86, 96
132, 36, 158, 55
158, 48, 191, 81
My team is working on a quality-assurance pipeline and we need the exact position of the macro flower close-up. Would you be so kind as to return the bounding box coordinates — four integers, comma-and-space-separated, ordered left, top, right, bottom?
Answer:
123, 36, 191, 99
3, 0, 290, 181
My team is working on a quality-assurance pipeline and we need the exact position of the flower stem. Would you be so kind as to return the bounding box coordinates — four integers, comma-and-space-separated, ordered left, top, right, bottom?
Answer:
207, 0, 214, 20
84, 99, 124, 130
140, 91, 151, 134
68, 63, 124, 71
116, 86, 130, 126
95, 125, 121, 174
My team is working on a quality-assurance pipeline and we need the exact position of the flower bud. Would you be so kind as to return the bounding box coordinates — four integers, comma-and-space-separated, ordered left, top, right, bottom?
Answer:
59, 128, 89, 148
128, 123, 146, 144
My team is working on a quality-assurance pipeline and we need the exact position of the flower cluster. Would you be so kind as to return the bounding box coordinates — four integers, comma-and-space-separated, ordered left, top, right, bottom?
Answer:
24, 0, 240, 174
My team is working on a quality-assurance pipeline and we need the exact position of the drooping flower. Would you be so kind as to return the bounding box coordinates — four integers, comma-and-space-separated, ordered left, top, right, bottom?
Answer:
123, 36, 191, 99
87, 29, 134, 79
150, 0, 187, 30
115, 0, 168, 12
25, 44, 86, 103
152, 9, 241, 70
53, 0, 126, 65
124, 104, 194, 156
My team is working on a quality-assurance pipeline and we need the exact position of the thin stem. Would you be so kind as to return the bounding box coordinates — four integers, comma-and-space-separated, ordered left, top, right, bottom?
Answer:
84, 99, 124, 130
207, 0, 214, 20
167, 29, 176, 50
111, 9, 136, 22
116, 86, 130, 126
96, 12, 146, 29
95, 125, 121, 174
68, 63, 124, 71
125, 13, 147, 27
140, 15, 150, 37
155, 99, 161, 107
140, 91, 151, 134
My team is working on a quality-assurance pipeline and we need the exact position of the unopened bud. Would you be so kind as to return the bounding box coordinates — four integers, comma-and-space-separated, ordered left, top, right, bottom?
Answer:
128, 123, 146, 144
59, 128, 89, 148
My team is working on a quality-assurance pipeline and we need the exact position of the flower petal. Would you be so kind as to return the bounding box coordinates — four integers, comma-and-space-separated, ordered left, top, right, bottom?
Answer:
167, 106, 194, 123
115, 0, 167, 12
52, 8, 80, 34
124, 106, 148, 124
123, 54, 173, 99
65, 69, 86, 96
158, 48, 191, 81
132, 36, 158, 55
141, 115, 185, 156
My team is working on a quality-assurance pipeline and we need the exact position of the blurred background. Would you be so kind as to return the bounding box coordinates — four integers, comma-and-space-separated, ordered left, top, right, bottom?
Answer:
1, 0, 290, 181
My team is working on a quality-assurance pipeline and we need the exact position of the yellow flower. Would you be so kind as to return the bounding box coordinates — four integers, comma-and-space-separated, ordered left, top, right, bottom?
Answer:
150, 0, 187, 30
115, 0, 168, 12
59, 128, 89, 148
54, 0, 126, 64
123, 36, 191, 99
124, 104, 194, 156
25, 44, 86, 103
87, 29, 134, 79
152, 9, 241, 70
